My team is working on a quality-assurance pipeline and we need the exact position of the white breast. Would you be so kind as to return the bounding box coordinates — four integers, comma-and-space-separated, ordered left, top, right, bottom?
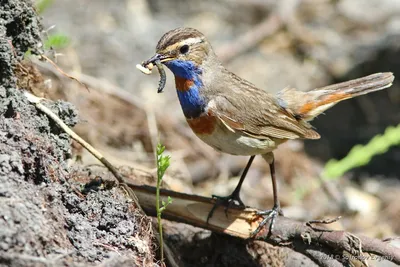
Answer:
194, 120, 279, 156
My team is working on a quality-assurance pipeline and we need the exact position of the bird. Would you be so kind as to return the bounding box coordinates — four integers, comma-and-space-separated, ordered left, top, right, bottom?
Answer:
140, 27, 395, 236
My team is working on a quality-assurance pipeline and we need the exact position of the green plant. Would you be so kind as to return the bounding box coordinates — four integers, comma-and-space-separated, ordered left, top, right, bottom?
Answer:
156, 143, 172, 263
322, 124, 400, 180
44, 33, 70, 50
35, 0, 54, 14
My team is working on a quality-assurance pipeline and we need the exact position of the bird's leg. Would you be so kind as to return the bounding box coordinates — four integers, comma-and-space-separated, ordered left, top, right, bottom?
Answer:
212, 155, 256, 206
206, 155, 255, 223
251, 152, 283, 237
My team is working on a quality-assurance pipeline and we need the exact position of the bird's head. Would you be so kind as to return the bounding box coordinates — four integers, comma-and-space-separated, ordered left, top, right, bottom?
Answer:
144, 27, 213, 79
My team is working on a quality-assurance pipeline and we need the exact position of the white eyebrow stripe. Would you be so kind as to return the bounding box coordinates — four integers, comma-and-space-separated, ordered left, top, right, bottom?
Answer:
163, 37, 205, 52
183, 37, 204, 45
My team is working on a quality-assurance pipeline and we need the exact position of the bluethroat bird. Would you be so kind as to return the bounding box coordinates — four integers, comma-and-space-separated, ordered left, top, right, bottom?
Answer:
139, 27, 394, 236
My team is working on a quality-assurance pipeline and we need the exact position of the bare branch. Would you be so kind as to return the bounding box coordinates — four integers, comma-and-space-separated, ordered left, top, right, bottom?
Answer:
127, 183, 400, 266
39, 54, 89, 91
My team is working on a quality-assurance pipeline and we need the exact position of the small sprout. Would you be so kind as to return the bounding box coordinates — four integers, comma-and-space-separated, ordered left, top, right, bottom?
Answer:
156, 143, 172, 263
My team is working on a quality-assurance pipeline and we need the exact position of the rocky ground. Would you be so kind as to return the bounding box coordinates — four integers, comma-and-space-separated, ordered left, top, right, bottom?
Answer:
1, 0, 400, 266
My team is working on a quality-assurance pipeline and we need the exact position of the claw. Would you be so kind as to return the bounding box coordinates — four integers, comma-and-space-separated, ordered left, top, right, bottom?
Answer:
250, 205, 283, 238
206, 192, 246, 223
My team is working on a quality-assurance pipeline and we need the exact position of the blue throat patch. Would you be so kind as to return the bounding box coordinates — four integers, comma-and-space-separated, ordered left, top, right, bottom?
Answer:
165, 60, 206, 118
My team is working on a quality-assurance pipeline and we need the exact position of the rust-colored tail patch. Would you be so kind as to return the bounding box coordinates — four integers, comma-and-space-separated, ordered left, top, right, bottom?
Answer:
298, 92, 352, 116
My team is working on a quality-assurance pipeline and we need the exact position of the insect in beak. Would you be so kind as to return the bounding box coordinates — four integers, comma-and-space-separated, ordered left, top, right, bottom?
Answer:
137, 54, 169, 93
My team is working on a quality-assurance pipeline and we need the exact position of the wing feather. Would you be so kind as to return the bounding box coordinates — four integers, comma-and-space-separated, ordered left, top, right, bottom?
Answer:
208, 90, 320, 140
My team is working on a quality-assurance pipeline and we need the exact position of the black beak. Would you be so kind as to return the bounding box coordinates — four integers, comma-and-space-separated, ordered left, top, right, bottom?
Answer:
142, 53, 169, 66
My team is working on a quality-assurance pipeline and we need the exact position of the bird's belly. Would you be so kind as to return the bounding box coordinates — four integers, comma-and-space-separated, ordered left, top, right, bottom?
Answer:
186, 116, 278, 156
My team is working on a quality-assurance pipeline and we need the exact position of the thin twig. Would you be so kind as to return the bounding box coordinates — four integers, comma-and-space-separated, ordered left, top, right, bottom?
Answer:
306, 216, 342, 232
69, 71, 146, 110
38, 54, 89, 91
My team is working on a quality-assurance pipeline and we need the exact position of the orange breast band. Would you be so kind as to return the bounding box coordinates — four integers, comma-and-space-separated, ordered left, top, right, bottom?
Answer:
186, 114, 217, 135
175, 76, 194, 92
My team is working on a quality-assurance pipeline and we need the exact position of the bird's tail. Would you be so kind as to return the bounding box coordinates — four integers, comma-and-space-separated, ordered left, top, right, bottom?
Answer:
277, 72, 395, 121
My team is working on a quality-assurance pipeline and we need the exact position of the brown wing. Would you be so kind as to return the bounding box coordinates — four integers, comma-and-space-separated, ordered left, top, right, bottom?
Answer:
207, 73, 320, 140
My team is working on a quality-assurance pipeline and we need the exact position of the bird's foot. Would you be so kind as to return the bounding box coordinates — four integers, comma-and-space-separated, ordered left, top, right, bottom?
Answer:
250, 204, 283, 238
206, 190, 246, 223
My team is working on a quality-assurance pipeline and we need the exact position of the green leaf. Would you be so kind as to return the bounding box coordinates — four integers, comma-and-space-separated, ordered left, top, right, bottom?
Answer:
167, 196, 173, 204
44, 33, 70, 50
157, 143, 166, 156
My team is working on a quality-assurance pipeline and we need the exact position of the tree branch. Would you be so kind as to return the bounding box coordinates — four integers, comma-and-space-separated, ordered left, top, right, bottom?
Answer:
126, 182, 400, 267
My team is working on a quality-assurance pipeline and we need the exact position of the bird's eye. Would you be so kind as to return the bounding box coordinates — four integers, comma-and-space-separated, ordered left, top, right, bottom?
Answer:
179, 45, 189, 54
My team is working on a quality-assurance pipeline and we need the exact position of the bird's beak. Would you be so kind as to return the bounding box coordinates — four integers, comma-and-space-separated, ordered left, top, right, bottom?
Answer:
142, 53, 173, 66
